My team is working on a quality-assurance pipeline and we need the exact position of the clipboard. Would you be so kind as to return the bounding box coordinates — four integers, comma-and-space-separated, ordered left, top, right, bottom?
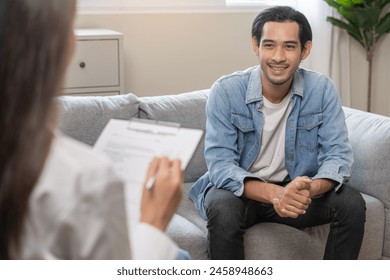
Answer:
93, 118, 203, 226
126, 118, 180, 135
93, 118, 203, 182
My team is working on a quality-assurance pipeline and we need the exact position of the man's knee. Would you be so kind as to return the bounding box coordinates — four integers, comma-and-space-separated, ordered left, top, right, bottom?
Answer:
335, 186, 366, 225
204, 187, 246, 224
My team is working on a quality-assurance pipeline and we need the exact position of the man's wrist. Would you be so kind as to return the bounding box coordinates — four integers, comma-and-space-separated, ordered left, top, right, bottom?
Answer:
310, 179, 336, 197
243, 179, 282, 204
309, 183, 321, 198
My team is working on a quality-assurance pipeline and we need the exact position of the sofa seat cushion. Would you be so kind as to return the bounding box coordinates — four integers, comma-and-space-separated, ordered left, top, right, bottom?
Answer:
178, 183, 384, 259
245, 193, 384, 259
57, 93, 140, 146
166, 214, 208, 260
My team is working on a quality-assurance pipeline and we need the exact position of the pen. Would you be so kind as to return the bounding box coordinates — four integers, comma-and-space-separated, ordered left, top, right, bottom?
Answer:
145, 175, 156, 190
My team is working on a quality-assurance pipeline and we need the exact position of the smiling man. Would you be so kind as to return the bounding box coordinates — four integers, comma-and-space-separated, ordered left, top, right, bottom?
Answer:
189, 6, 366, 260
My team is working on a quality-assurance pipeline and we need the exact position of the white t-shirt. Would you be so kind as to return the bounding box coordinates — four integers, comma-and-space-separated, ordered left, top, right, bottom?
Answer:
249, 93, 292, 182
19, 133, 179, 259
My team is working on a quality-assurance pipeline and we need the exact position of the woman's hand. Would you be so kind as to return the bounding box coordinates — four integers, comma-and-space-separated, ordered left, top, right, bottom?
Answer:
140, 156, 183, 231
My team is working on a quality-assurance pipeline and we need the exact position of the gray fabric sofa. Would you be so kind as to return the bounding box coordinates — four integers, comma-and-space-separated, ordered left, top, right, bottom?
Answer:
57, 90, 390, 260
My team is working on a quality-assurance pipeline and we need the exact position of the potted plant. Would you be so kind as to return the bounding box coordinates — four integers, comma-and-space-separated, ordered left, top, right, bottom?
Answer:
324, 0, 390, 112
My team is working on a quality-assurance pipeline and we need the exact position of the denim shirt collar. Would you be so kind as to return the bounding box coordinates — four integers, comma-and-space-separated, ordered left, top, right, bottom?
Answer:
245, 65, 304, 104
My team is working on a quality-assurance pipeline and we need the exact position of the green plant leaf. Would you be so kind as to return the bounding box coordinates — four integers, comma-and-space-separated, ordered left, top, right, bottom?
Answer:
348, 30, 366, 47
336, 0, 364, 7
324, 0, 342, 9
351, 0, 365, 4
376, 11, 390, 39
324, 0, 390, 48
337, 0, 352, 7
339, 6, 381, 28
378, 0, 390, 9
356, 7, 382, 28
363, 29, 374, 46
327, 16, 365, 45
326, 16, 352, 32
338, 6, 360, 24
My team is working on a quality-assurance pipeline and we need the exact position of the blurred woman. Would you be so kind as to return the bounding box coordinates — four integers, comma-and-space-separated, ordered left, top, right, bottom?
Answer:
0, 0, 184, 259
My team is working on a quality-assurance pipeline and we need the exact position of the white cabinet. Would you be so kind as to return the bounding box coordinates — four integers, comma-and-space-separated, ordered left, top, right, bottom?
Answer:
64, 29, 124, 96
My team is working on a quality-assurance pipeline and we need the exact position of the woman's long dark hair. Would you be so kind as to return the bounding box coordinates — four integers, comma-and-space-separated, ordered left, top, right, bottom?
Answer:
0, 0, 75, 259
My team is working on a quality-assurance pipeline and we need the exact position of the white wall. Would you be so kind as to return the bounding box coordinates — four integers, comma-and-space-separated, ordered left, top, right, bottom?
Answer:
75, 12, 390, 116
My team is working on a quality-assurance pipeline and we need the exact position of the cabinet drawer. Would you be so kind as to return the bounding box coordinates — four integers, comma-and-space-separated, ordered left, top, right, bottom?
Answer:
65, 39, 120, 89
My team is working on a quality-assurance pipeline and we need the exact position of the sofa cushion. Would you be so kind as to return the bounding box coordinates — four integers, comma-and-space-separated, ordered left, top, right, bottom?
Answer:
56, 93, 140, 146
343, 107, 390, 258
166, 214, 208, 260
245, 193, 384, 260
178, 183, 384, 259
139, 90, 209, 183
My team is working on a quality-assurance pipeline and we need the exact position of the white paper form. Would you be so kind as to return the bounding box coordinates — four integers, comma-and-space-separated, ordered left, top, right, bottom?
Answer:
92, 118, 203, 228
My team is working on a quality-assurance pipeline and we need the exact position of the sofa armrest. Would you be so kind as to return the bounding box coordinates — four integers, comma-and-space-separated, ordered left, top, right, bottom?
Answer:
343, 106, 390, 257
343, 107, 390, 201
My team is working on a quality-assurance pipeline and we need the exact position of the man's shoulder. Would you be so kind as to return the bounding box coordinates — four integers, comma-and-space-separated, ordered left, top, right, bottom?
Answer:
216, 66, 257, 85
297, 68, 337, 96
210, 66, 258, 100
298, 67, 332, 83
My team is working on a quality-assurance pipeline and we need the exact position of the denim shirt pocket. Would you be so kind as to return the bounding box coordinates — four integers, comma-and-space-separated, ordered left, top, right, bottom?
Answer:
231, 113, 255, 133
297, 113, 323, 152
231, 113, 256, 153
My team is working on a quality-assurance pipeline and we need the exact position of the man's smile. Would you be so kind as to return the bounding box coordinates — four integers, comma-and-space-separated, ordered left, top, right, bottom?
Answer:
268, 64, 289, 72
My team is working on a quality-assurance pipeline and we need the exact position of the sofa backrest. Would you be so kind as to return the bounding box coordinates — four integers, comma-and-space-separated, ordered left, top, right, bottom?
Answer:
55, 93, 390, 219
57, 93, 140, 146
56, 90, 209, 183
138, 90, 209, 183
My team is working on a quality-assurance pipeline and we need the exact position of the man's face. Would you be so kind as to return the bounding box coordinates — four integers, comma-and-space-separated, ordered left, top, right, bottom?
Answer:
253, 21, 311, 90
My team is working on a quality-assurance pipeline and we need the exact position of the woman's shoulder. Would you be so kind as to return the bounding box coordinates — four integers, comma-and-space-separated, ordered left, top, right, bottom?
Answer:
52, 133, 111, 170
35, 133, 123, 202
21, 134, 127, 259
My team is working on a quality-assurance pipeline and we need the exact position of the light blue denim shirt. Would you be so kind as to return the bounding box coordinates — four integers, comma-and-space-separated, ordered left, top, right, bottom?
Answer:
189, 65, 353, 220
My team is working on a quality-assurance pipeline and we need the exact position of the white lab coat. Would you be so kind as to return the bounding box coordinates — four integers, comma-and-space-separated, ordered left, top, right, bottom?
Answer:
19, 133, 179, 259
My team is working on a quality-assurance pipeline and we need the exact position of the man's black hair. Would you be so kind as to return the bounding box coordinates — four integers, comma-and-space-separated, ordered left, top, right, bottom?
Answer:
252, 6, 312, 50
